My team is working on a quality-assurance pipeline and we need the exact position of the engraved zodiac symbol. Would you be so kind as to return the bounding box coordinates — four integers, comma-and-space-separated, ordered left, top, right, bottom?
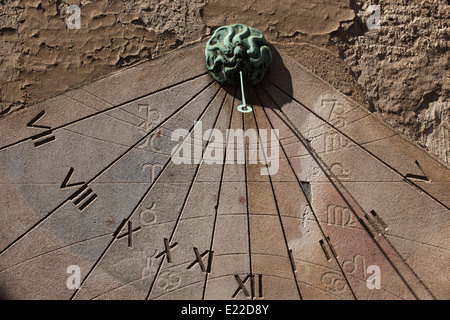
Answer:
137, 129, 165, 152
342, 254, 367, 279
321, 272, 347, 293
325, 127, 349, 152
318, 95, 350, 152
139, 202, 157, 226
330, 163, 350, 181
142, 163, 164, 184
141, 250, 158, 282
319, 95, 349, 122
327, 205, 356, 228
343, 255, 381, 289
320, 97, 339, 116
156, 271, 181, 292
138, 104, 161, 133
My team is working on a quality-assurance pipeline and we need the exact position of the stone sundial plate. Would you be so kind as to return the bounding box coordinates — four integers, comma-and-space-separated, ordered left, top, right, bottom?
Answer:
0, 43, 448, 300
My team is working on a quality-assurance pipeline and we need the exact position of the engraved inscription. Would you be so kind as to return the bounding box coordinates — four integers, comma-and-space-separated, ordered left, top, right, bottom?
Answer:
187, 247, 213, 273
232, 274, 263, 299
137, 128, 165, 151
319, 95, 352, 122
327, 205, 356, 228
142, 163, 164, 184
27, 110, 56, 147
325, 126, 349, 153
330, 163, 350, 181
321, 272, 347, 293
116, 221, 142, 249
405, 160, 429, 182
342, 254, 367, 280
156, 271, 181, 292
141, 250, 159, 282
138, 104, 161, 133
155, 238, 178, 264
139, 202, 157, 226
61, 167, 97, 211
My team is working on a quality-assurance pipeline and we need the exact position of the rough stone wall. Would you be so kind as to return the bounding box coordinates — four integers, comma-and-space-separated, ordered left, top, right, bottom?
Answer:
0, 0, 206, 116
332, 0, 449, 164
0, 0, 448, 164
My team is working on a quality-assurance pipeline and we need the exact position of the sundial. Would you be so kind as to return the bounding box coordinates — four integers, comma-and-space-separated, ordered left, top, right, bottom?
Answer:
0, 24, 449, 301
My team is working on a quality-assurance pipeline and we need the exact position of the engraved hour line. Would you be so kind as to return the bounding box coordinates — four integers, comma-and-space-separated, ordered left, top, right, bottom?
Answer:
319, 239, 331, 261
0, 232, 112, 275
259, 84, 435, 300
69, 84, 223, 300
265, 79, 449, 211
248, 88, 302, 299
363, 210, 389, 236
369, 210, 388, 232
288, 249, 296, 271
65, 91, 139, 125
0, 72, 210, 152
254, 85, 356, 300
259, 84, 424, 298
0, 80, 216, 259
242, 86, 254, 300
259, 111, 432, 300
274, 93, 432, 300
202, 88, 236, 300
326, 236, 338, 258
63, 92, 163, 144
72, 93, 146, 128
145, 85, 228, 300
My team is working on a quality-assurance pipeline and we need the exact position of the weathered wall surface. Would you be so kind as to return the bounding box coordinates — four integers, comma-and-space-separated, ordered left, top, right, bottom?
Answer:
0, 0, 448, 164
332, 0, 449, 164
0, 0, 206, 115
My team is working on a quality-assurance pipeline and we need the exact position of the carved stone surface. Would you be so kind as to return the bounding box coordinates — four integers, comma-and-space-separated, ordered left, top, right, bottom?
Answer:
0, 42, 448, 301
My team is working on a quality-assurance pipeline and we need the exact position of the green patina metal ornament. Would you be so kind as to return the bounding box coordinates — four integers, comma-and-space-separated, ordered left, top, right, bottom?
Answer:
205, 24, 272, 86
